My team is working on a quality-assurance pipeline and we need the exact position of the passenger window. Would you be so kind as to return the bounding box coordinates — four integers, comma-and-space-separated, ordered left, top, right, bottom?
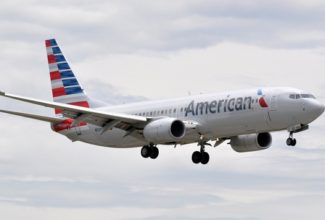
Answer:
296, 94, 301, 99
181, 108, 183, 112
289, 94, 296, 99
173, 109, 176, 113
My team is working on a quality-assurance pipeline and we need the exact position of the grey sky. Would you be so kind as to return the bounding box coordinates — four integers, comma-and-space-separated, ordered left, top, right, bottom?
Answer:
0, 0, 325, 219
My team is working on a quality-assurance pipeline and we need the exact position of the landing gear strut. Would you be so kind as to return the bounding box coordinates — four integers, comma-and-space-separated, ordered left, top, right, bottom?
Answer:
192, 139, 210, 165
286, 132, 297, 146
141, 144, 159, 159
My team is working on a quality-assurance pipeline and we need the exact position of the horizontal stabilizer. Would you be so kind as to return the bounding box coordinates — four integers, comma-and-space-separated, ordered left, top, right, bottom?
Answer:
0, 109, 65, 123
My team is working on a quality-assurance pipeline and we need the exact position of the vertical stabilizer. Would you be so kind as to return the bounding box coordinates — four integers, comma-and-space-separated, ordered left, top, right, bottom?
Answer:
45, 39, 90, 115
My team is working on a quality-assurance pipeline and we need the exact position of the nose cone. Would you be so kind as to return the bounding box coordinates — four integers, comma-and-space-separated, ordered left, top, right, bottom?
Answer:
306, 101, 325, 121
319, 103, 325, 115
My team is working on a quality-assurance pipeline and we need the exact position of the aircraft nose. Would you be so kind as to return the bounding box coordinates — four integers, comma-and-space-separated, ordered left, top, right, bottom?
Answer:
308, 101, 325, 118
319, 103, 325, 115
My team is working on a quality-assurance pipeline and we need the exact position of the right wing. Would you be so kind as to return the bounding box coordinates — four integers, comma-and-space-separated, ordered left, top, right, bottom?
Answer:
0, 109, 65, 123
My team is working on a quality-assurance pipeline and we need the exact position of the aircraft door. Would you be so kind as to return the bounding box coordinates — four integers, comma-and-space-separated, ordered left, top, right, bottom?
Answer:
270, 95, 277, 111
266, 94, 278, 128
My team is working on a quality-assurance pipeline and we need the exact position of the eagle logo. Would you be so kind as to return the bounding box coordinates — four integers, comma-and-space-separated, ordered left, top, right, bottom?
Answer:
257, 89, 268, 108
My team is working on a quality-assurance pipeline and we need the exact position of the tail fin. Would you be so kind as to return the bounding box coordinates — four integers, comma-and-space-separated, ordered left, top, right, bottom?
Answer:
45, 39, 90, 115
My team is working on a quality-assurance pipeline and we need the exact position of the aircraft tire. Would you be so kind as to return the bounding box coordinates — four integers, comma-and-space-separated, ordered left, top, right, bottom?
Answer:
286, 138, 297, 146
201, 152, 210, 165
286, 138, 292, 146
150, 147, 159, 159
141, 146, 151, 158
192, 151, 202, 164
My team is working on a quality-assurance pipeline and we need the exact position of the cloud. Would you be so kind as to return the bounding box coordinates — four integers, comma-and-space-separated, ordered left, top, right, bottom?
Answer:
2, 0, 325, 57
86, 80, 147, 105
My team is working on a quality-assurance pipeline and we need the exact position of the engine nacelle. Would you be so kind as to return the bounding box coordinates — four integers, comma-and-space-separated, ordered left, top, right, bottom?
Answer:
143, 118, 185, 144
230, 132, 272, 153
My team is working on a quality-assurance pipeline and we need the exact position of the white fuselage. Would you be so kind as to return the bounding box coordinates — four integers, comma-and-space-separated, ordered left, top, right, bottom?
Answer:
58, 87, 324, 148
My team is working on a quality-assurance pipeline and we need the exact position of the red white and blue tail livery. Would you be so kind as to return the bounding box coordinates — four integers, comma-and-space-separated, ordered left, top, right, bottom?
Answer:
0, 39, 324, 165
46, 39, 90, 115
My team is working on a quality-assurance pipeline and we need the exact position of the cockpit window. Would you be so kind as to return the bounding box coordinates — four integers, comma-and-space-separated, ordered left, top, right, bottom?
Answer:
289, 93, 315, 99
289, 94, 301, 99
301, 94, 315, 99
289, 94, 296, 99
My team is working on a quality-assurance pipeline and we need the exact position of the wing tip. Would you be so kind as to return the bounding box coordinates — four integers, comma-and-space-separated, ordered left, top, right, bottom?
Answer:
0, 90, 5, 96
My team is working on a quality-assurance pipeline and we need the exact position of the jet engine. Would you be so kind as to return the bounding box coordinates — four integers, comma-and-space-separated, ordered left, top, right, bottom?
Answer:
230, 132, 272, 152
143, 118, 186, 144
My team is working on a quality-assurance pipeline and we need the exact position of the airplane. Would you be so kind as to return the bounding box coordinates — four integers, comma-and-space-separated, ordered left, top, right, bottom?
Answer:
0, 39, 324, 165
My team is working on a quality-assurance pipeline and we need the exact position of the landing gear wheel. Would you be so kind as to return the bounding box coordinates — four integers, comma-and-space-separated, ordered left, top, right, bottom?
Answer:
192, 151, 202, 164
150, 147, 159, 159
141, 146, 151, 158
201, 152, 210, 165
286, 138, 297, 146
141, 145, 159, 159
286, 138, 292, 146
192, 137, 212, 165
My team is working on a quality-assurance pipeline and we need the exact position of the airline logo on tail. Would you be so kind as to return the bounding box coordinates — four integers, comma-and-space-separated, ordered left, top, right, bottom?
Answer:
45, 39, 90, 115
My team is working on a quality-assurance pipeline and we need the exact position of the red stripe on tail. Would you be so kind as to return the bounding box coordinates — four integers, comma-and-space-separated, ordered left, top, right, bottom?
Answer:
55, 108, 63, 114
45, 40, 51, 48
47, 54, 56, 64
52, 87, 66, 97
50, 71, 61, 80
69, 101, 90, 108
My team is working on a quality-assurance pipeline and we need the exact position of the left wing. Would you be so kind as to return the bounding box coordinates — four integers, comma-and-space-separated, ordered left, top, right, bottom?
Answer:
0, 91, 148, 133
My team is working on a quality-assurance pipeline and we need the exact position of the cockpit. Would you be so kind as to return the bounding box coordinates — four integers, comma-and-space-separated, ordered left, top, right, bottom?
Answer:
289, 93, 316, 99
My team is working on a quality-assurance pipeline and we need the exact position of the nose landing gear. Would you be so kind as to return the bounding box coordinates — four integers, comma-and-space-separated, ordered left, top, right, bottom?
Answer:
286, 124, 309, 147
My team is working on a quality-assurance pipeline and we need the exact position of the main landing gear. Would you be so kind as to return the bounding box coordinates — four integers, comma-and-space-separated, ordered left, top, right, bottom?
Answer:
141, 144, 159, 159
192, 140, 210, 165
286, 132, 297, 146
